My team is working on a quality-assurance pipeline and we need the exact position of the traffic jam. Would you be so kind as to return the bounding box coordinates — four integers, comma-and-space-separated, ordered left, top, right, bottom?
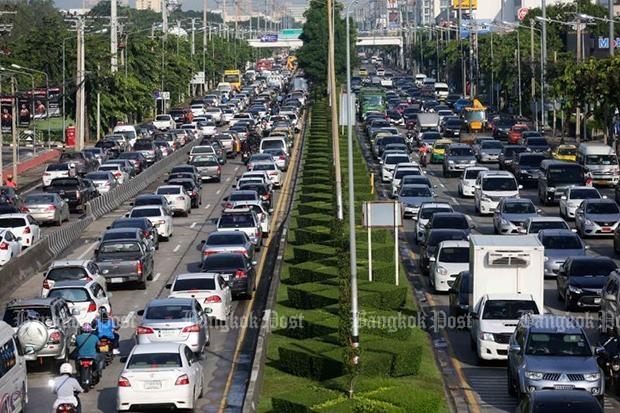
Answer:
356, 55, 620, 412
0, 56, 307, 412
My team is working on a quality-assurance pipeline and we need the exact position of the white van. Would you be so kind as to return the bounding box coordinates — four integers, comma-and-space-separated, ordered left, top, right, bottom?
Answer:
474, 170, 522, 215
576, 143, 620, 186
112, 125, 138, 148
415, 74, 427, 86
0, 321, 27, 411
260, 137, 289, 156
434, 82, 449, 101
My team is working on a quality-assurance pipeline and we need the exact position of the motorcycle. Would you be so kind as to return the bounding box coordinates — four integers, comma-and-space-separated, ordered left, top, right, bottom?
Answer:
55, 402, 78, 413
97, 338, 114, 365
76, 357, 100, 392
598, 336, 620, 394
241, 151, 251, 164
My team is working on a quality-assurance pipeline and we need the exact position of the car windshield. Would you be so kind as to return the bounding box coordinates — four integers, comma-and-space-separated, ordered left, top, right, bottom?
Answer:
145, 304, 193, 320
0, 218, 26, 227
219, 214, 254, 228
503, 147, 525, 157
570, 189, 600, 200
402, 177, 430, 187
438, 247, 468, 263
464, 169, 483, 179
230, 193, 257, 201
157, 187, 181, 195
127, 353, 182, 369
541, 235, 582, 250
252, 164, 275, 171
586, 154, 617, 165
482, 178, 517, 191
419, 207, 452, 220
385, 156, 410, 165
586, 202, 619, 214
46, 267, 88, 281
99, 242, 141, 254
133, 141, 153, 150
192, 158, 219, 167
569, 260, 616, 277
481, 141, 502, 149
449, 147, 474, 156
134, 198, 163, 207
434, 216, 468, 229
202, 254, 245, 269
46, 164, 69, 171
173, 278, 216, 291
519, 155, 545, 167
482, 300, 539, 320
503, 202, 535, 214
445, 120, 462, 128
529, 221, 568, 233
155, 115, 170, 121
428, 231, 467, 246
207, 233, 246, 245
3, 307, 52, 328
401, 187, 431, 197
98, 165, 119, 172
558, 147, 576, 156
525, 332, 591, 357
86, 173, 109, 180
192, 147, 214, 154
25, 194, 55, 204
262, 141, 283, 150
48, 288, 89, 302
527, 138, 548, 146
131, 208, 161, 218
548, 166, 584, 184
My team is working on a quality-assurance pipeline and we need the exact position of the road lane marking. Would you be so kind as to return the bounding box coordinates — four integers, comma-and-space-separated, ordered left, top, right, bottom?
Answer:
122, 311, 135, 327
173, 244, 181, 253
190, 222, 197, 229
226, 176, 232, 182
77, 241, 98, 260
216, 188, 221, 195
204, 203, 211, 210
152, 272, 161, 282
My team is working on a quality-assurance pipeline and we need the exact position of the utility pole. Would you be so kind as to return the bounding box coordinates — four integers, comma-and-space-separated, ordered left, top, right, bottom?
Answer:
530, 20, 537, 130
111, 0, 118, 73
11, 77, 17, 185
576, 18, 582, 143
203, 0, 207, 92
327, 0, 343, 221
191, 18, 195, 56
96, 65, 101, 141
609, 0, 614, 57
468, 0, 474, 99
516, 31, 522, 116
75, 19, 85, 150
162, 0, 168, 40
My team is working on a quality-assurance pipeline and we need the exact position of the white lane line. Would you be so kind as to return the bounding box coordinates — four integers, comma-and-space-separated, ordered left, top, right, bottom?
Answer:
226, 176, 232, 182
204, 203, 211, 210
77, 242, 98, 260
190, 222, 197, 229
173, 244, 181, 253
216, 188, 222, 195
152, 272, 161, 282
234, 165, 240, 172
450, 197, 459, 204
122, 311, 135, 327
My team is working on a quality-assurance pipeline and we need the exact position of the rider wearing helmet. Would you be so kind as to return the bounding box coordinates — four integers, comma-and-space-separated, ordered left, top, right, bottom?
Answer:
4, 174, 16, 189
91, 307, 120, 355
74, 323, 105, 376
52, 363, 84, 412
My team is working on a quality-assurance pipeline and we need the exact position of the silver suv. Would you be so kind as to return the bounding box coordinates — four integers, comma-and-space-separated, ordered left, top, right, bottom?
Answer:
507, 314, 604, 404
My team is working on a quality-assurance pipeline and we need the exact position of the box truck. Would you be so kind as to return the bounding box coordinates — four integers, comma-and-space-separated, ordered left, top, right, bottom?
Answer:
468, 235, 544, 361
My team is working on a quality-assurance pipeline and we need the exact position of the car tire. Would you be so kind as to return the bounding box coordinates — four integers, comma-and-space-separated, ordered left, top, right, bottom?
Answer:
564, 295, 574, 312
507, 370, 517, 397
55, 218, 62, 227
147, 271, 153, 281
137, 280, 147, 290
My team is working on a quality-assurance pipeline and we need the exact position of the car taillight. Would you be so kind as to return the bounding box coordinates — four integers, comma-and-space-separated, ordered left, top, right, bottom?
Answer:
175, 374, 190, 385
49, 331, 62, 344
181, 324, 201, 333
136, 261, 143, 276
23, 227, 30, 234
235, 269, 247, 278
118, 376, 131, 387
114, 171, 122, 177
225, 203, 233, 209
20, 207, 29, 213
87, 301, 97, 312
136, 326, 154, 335
0, 242, 8, 250
205, 296, 222, 303
58, 405, 74, 412
42, 279, 51, 289
79, 359, 93, 367
217, 166, 221, 173
44, 172, 51, 176
279, 155, 286, 160
45, 205, 56, 211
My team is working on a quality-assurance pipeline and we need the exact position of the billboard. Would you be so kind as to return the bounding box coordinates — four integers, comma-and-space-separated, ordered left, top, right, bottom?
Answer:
452, 0, 477, 10
386, 0, 398, 8
388, 11, 401, 29
260, 33, 278, 42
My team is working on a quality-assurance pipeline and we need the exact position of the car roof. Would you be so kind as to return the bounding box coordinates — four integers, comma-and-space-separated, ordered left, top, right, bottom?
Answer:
432, 212, 466, 219
49, 259, 91, 268
131, 342, 184, 355
538, 229, 579, 237
146, 298, 195, 307
49, 279, 92, 288
0, 213, 28, 219
7, 297, 58, 308
501, 197, 533, 204
448, 143, 470, 149
438, 240, 469, 248
175, 272, 220, 280
527, 216, 566, 222
583, 198, 615, 204
420, 202, 452, 209
401, 184, 431, 190
523, 314, 583, 333
104, 228, 141, 235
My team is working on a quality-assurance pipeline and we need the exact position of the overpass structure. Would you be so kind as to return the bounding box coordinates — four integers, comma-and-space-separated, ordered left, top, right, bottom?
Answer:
247, 38, 303, 49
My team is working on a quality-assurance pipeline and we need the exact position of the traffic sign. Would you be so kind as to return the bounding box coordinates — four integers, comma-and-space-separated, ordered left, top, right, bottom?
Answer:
517, 7, 529, 21
153, 91, 170, 100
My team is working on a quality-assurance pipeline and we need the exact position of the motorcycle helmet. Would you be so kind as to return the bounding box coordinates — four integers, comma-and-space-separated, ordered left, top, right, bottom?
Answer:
99, 306, 109, 320
60, 362, 73, 375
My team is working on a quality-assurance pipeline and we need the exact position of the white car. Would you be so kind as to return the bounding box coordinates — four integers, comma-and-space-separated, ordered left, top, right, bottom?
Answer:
230, 202, 271, 236
198, 121, 217, 137
41, 259, 107, 298
156, 185, 191, 216
391, 163, 423, 197
127, 206, 173, 241
85, 171, 118, 194
46, 279, 111, 326
117, 343, 204, 412
250, 162, 282, 188
239, 171, 273, 191
205, 107, 223, 124
167, 273, 232, 323
473, 171, 521, 215
190, 104, 206, 117
153, 114, 176, 130
189, 145, 217, 162
458, 166, 488, 197
98, 163, 129, 185
0, 229, 21, 265
559, 186, 602, 220
429, 240, 469, 292
381, 153, 411, 183
0, 213, 41, 248
221, 109, 235, 124
42, 163, 74, 187
414, 203, 454, 243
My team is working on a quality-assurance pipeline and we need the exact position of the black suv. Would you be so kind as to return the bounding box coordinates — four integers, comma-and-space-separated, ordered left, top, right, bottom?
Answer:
557, 256, 617, 311
511, 152, 546, 185
538, 160, 586, 205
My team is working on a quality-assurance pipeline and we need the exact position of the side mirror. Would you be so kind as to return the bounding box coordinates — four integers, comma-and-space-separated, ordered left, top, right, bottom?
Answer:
129, 202, 134, 206
537, 209, 542, 213
606, 294, 616, 301
603, 195, 608, 199
585, 245, 591, 250
136, 309, 145, 316
509, 344, 521, 353
165, 283, 172, 289
518, 184, 523, 190
125, 213, 130, 218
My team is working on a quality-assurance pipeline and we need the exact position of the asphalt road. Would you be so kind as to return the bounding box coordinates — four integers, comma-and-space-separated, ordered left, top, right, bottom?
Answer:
8, 130, 302, 412
358, 127, 620, 412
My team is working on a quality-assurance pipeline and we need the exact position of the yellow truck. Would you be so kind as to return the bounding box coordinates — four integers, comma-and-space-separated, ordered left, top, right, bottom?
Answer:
223, 69, 241, 91
463, 99, 487, 135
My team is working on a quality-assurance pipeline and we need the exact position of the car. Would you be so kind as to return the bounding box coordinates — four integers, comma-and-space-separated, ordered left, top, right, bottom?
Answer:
419, 228, 469, 274
522, 136, 550, 154
238, 183, 273, 212
42, 163, 75, 187
457, 166, 488, 197
85, 171, 118, 194
132, 194, 172, 216
381, 152, 411, 182
103, 159, 136, 179
116, 343, 204, 411
262, 148, 289, 171
475, 140, 503, 163
249, 161, 283, 188
98, 163, 129, 184
442, 118, 463, 139
443, 143, 477, 177
429, 139, 452, 164
556, 256, 617, 311
559, 186, 602, 220
189, 155, 221, 182
44, 177, 95, 212
522, 217, 571, 234
414, 202, 454, 243
538, 160, 587, 206
3, 297, 78, 363
493, 198, 539, 235
512, 153, 546, 185
167, 179, 202, 209
448, 271, 471, 318
507, 123, 529, 144
200, 252, 256, 298
200, 231, 255, 262
108, 217, 159, 251
551, 144, 577, 162
95, 238, 155, 289
537, 229, 588, 277
515, 390, 604, 413
507, 314, 604, 404
136, 298, 210, 354
46, 279, 111, 326
127, 206, 173, 241
216, 208, 262, 249
59, 151, 96, 175
224, 190, 261, 210
474, 171, 522, 215
397, 184, 435, 218
429, 240, 469, 293
575, 198, 620, 238
155, 185, 192, 216
390, 163, 423, 196
167, 273, 232, 323
153, 114, 176, 131
0, 229, 21, 265
0, 213, 40, 248
118, 152, 148, 174
21, 192, 70, 226
228, 202, 271, 236
41, 259, 107, 298
499, 145, 527, 170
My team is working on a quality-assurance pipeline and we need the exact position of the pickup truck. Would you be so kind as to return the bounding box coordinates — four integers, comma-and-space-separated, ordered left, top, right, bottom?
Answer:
94, 239, 154, 289
59, 151, 97, 176
45, 177, 95, 212
152, 114, 176, 130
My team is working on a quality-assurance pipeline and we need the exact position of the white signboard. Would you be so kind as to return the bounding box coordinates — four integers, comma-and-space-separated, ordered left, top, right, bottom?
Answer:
339, 93, 357, 126
190, 72, 205, 85
362, 201, 402, 228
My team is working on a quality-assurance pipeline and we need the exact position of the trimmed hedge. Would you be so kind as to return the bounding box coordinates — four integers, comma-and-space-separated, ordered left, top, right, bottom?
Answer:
288, 259, 340, 284
277, 339, 344, 380
277, 308, 339, 339
292, 225, 334, 246
292, 243, 336, 263
296, 212, 334, 228
287, 282, 339, 309
298, 201, 334, 216
272, 386, 343, 413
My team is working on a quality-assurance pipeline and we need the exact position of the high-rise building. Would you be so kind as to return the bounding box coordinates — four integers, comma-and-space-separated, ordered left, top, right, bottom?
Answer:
136, 0, 162, 13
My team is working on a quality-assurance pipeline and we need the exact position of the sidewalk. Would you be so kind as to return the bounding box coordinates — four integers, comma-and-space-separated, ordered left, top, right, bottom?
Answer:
0, 149, 61, 193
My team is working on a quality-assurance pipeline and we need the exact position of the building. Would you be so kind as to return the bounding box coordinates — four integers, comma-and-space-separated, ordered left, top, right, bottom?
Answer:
136, 0, 162, 13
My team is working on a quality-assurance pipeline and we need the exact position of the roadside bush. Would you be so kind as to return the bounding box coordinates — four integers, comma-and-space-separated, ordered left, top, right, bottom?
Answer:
278, 340, 344, 380
277, 309, 339, 339
292, 243, 336, 263
296, 213, 334, 228
298, 201, 333, 216
293, 225, 334, 246
288, 259, 339, 284
272, 387, 343, 413
287, 282, 339, 309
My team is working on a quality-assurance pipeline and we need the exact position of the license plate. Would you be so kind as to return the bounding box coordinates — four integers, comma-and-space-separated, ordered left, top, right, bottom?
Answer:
99, 345, 109, 353
602, 227, 612, 232
159, 329, 178, 337
110, 277, 124, 283
144, 380, 162, 390
554, 385, 574, 390
222, 274, 232, 281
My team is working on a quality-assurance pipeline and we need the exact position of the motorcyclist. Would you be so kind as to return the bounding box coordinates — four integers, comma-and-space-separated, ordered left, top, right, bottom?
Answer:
91, 307, 120, 355
418, 143, 429, 167
52, 363, 83, 413
74, 323, 105, 377
4, 174, 16, 189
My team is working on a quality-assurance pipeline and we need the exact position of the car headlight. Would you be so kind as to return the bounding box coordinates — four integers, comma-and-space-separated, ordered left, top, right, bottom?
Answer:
437, 266, 448, 276
584, 372, 600, 381
584, 219, 593, 226
448, 160, 455, 164
469, 159, 476, 163
500, 219, 509, 225
568, 285, 583, 294
525, 371, 544, 380
480, 332, 494, 342
481, 196, 492, 202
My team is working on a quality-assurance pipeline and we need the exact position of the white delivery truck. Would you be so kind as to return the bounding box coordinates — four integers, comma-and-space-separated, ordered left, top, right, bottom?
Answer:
468, 235, 544, 362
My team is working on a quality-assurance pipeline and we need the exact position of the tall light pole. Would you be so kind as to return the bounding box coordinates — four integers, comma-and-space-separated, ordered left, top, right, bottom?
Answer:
0, 70, 19, 185
577, 13, 617, 57
111, 0, 118, 73
327, 0, 343, 221
11, 64, 49, 149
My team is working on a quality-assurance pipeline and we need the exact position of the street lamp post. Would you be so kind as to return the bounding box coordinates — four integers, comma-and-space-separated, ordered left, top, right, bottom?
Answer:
576, 13, 617, 57
11, 64, 49, 149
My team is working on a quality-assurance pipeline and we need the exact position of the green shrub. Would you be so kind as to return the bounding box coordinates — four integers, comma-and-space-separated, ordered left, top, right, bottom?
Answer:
296, 213, 334, 228
293, 226, 334, 246
357, 281, 407, 310
352, 399, 404, 413
287, 282, 339, 309
298, 201, 333, 216
277, 340, 344, 380
288, 259, 339, 284
277, 308, 339, 339
357, 242, 395, 264
300, 191, 333, 204
292, 243, 336, 263
272, 386, 343, 413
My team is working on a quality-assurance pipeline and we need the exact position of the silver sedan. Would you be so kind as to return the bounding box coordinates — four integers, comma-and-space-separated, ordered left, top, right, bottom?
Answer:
21, 192, 69, 226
